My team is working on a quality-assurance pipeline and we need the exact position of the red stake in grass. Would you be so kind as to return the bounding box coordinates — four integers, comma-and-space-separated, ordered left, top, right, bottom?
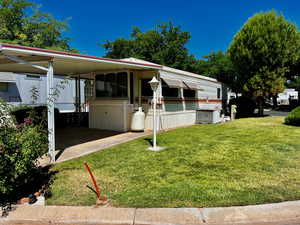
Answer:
84, 162, 101, 200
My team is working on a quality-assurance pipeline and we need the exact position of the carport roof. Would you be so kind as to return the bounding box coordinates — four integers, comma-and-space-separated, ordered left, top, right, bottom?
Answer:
0, 43, 161, 76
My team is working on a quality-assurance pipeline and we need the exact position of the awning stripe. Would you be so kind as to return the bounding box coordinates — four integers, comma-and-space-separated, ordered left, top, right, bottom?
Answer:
183, 81, 203, 90
162, 77, 184, 88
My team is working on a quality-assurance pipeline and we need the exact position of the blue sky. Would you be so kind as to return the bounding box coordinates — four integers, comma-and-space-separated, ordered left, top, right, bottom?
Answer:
31, 0, 300, 59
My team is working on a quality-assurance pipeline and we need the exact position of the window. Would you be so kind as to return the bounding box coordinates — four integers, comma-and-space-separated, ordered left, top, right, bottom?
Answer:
26, 75, 41, 80
84, 80, 94, 98
217, 88, 221, 99
95, 72, 128, 98
162, 80, 179, 98
0, 83, 8, 92
183, 89, 196, 98
141, 79, 152, 96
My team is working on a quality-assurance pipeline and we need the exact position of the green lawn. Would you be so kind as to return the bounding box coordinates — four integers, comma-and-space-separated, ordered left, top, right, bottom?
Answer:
47, 117, 300, 207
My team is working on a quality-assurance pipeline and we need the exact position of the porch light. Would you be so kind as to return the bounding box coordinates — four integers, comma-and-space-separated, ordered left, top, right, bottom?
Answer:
149, 76, 159, 92
147, 76, 164, 151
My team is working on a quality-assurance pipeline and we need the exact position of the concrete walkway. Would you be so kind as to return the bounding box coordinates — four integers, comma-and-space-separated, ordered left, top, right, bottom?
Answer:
40, 130, 151, 165
1, 200, 300, 225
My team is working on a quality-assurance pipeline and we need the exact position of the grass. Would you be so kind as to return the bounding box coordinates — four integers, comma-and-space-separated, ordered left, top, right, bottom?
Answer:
46, 117, 300, 207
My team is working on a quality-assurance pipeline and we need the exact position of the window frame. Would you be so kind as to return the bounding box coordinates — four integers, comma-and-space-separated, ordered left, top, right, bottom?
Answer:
161, 80, 180, 98
183, 89, 196, 98
217, 88, 221, 99
25, 74, 41, 81
95, 72, 129, 99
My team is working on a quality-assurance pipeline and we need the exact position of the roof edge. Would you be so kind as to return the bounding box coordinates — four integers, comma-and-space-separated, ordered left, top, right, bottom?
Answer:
0, 43, 162, 69
121, 57, 220, 83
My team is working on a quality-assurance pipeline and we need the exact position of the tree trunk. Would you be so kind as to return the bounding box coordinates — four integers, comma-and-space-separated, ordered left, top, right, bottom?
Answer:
272, 95, 278, 109
257, 97, 264, 116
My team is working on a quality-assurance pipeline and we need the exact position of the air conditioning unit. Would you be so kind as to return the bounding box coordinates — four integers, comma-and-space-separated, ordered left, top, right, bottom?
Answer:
196, 109, 220, 124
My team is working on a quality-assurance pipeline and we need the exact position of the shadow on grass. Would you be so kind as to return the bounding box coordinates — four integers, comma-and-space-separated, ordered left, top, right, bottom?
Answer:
144, 138, 153, 146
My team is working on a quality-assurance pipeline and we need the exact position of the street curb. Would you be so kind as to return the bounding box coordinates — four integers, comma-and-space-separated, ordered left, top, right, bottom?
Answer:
0, 200, 300, 225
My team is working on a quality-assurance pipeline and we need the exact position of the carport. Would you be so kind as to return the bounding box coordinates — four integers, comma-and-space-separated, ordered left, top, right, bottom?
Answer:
0, 43, 161, 161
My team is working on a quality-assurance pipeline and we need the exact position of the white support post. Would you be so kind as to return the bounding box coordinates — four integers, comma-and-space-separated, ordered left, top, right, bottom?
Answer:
47, 61, 55, 161
123, 101, 127, 132
153, 90, 157, 149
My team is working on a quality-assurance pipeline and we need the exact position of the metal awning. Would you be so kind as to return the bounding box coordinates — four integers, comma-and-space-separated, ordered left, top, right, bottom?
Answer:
0, 72, 16, 83
183, 81, 203, 91
0, 44, 161, 76
161, 77, 184, 88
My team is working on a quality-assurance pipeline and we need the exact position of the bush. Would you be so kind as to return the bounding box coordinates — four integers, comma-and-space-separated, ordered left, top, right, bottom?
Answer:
10, 106, 48, 127
0, 103, 48, 203
10, 106, 60, 128
284, 106, 300, 126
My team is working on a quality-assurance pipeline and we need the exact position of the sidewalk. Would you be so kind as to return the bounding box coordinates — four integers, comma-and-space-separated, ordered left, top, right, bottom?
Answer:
39, 130, 151, 165
1, 200, 300, 225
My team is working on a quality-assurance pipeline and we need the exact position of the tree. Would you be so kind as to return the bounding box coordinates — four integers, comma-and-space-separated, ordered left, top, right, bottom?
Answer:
102, 22, 198, 72
228, 10, 300, 115
196, 51, 240, 94
0, 0, 77, 52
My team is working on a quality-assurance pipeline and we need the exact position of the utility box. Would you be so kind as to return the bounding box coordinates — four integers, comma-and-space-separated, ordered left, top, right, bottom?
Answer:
196, 109, 220, 124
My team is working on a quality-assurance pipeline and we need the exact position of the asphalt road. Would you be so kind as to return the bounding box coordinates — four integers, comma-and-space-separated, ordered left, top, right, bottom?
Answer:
265, 109, 289, 117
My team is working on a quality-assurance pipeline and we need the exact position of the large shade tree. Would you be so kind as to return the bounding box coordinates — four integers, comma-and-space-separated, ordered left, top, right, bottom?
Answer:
228, 10, 300, 114
102, 22, 198, 72
0, 0, 77, 52
197, 51, 240, 95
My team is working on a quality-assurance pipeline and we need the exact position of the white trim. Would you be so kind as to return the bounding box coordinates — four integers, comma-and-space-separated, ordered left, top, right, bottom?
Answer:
46, 61, 55, 161
0, 46, 160, 70
123, 101, 127, 132
122, 57, 220, 83
0, 53, 49, 72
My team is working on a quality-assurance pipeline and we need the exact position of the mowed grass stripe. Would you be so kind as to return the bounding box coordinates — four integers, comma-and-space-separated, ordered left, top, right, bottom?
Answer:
47, 117, 300, 207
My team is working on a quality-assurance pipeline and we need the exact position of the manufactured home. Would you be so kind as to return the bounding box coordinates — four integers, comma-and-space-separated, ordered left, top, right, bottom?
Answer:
0, 43, 222, 159
88, 58, 222, 132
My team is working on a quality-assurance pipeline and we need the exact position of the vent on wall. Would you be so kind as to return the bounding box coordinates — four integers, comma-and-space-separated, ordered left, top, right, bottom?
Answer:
26, 75, 41, 80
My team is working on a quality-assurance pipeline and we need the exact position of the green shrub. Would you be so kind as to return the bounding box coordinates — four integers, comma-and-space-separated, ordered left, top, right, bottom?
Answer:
10, 106, 48, 127
0, 104, 48, 203
284, 106, 300, 126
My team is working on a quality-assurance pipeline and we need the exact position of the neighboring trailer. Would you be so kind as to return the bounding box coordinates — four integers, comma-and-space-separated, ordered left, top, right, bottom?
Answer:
0, 72, 85, 112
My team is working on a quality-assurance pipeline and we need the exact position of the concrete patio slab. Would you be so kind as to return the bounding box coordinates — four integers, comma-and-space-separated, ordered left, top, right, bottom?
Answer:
39, 129, 151, 165
54, 131, 150, 163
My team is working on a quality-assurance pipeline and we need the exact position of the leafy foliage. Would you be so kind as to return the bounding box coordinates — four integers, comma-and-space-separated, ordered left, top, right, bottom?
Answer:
228, 10, 300, 98
197, 51, 240, 93
0, 0, 77, 52
285, 106, 300, 126
102, 22, 198, 72
0, 100, 48, 202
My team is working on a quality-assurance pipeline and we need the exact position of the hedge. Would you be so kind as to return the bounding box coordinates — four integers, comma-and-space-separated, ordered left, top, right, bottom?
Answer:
284, 106, 300, 126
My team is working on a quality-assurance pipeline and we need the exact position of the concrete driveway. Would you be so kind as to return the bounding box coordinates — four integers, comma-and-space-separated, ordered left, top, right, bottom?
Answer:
38, 127, 151, 165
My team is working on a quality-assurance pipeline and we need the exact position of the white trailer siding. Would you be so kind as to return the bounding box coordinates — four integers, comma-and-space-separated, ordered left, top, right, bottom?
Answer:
0, 73, 85, 112
88, 58, 223, 132
144, 69, 222, 130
